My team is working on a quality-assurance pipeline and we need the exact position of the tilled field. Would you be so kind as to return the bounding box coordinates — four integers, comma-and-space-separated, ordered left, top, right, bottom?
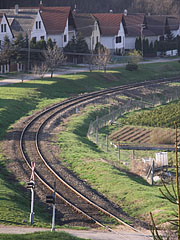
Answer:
110, 126, 180, 146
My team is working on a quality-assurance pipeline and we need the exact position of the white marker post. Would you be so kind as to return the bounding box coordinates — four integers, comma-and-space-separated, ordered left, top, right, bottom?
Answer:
29, 162, 35, 224
51, 181, 56, 232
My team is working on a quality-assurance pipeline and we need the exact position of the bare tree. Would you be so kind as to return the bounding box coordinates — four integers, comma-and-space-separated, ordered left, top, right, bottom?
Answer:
44, 45, 66, 78
93, 47, 111, 73
32, 63, 49, 79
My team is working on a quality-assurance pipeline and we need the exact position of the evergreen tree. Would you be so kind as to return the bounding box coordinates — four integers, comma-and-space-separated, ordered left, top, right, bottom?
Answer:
135, 37, 141, 52
75, 33, 89, 53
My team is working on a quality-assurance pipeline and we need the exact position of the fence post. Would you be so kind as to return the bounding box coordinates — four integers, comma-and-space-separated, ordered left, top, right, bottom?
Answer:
132, 150, 135, 161
96, 127, 98, 144
118, 142, 120, 161
151, 160, 154, 186
106, 135, 109, 152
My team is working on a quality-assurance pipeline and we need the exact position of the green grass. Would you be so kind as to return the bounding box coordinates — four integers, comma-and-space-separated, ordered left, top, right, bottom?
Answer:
0, 61, 180, 227
58, 105, 175, 224
0, 231, 88, 240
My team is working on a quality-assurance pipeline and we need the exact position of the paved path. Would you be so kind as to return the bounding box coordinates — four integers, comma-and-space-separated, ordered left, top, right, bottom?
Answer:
0, 226, 153, 239
0, 57, 180, 86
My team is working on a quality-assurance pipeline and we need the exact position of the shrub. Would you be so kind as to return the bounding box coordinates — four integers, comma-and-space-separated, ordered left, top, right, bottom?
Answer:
125, 63, 138, 71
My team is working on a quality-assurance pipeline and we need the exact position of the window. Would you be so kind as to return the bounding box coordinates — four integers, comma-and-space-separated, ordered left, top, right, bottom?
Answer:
116, 36, 122, 44
96, 36, 99, 44
1, 24, 7, 32
92, 36, 94, 46
40, 36, 44, 40
36, 21, 41, 29
0, 40, 1, 47
64, 34, 67, 42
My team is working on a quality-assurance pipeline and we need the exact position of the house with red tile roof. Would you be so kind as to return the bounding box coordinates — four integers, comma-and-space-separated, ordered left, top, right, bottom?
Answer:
93, 13, 125, 54
0, 5, 76, 48
123, 12, 146, 50
38, 6, 76, 48
74, 13, 100, 51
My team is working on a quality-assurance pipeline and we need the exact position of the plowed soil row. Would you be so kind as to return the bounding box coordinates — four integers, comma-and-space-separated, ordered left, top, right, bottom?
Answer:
110, 126, 180, 146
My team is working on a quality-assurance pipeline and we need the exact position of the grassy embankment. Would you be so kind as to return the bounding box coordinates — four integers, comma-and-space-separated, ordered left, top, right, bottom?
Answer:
0, 61, 180, 227
0, 231, 88, 240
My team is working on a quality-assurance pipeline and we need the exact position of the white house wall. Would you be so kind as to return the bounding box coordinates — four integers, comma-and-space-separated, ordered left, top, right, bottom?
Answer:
47, 33, 64, 47
48, 19, 69, 48
146, 36, 158, 43
31, 11, 47, 41
0, 15, 13, 45
91, 22, 101, 50
125, 37, 136, 50
115, 22, 125, 50
101, 36, 115, 50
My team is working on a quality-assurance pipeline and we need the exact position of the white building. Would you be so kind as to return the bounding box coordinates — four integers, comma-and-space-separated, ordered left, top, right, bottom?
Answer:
74, 13, 101, 51
93, 13, 125, 54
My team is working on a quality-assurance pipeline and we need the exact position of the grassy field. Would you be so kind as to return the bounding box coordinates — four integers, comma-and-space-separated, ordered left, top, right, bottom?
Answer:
58, 105, 175, 225
0, 231, 88, 240
0, 61, 180, 227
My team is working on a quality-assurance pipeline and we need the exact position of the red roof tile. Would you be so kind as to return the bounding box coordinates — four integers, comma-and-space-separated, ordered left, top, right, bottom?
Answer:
39, 6, 71, 34
123, 14, 145, 37
93, 13, 123, 36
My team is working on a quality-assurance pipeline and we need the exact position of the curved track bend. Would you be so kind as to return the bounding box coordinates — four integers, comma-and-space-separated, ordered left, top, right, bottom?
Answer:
19, 77, 179, 234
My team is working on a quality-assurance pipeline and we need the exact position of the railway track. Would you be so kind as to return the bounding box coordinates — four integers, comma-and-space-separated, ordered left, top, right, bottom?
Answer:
19, 77, 180, 233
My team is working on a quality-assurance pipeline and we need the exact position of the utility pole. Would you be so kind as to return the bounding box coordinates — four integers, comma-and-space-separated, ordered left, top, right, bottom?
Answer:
175, 122, 180, 240
141, 24, 145, 57
27, 30, 31, 74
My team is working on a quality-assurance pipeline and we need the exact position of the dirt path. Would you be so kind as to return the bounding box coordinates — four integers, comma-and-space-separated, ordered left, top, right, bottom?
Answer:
0, 225, 152, 239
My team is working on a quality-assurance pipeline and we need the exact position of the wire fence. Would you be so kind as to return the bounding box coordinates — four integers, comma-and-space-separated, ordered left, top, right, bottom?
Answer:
87, 92, 179, 168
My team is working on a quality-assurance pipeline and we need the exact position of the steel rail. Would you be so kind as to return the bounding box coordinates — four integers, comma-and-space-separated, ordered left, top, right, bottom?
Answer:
19, 77, 180, 235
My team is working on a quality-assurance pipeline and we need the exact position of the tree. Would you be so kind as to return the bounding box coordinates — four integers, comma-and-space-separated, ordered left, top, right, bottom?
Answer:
135, 37, 142, 52
12, 33, 28, 68
92, 45, 110, 72
0, 36, 13, 65
44, 45, 66, 78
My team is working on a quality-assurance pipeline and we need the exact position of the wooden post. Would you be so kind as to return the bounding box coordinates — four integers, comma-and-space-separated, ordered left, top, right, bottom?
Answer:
151, 160, 154, 186
118, 142, 120, 161
106, 135, 108, 152
132, 150, 135, 161
96, 127, 98, 144
175, 122, 180, 239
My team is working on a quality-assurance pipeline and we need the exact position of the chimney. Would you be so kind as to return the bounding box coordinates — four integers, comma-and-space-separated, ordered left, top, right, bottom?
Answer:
15, 4, 19, 14
124, 9, 128, 16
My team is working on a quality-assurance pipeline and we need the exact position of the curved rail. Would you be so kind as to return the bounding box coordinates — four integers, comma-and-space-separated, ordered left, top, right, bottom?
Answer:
19, 77, 180, 234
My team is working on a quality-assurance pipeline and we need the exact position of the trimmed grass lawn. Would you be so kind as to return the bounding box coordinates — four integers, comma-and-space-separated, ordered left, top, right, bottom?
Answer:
0, 231, 88, 240
0, 61, 180, 226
